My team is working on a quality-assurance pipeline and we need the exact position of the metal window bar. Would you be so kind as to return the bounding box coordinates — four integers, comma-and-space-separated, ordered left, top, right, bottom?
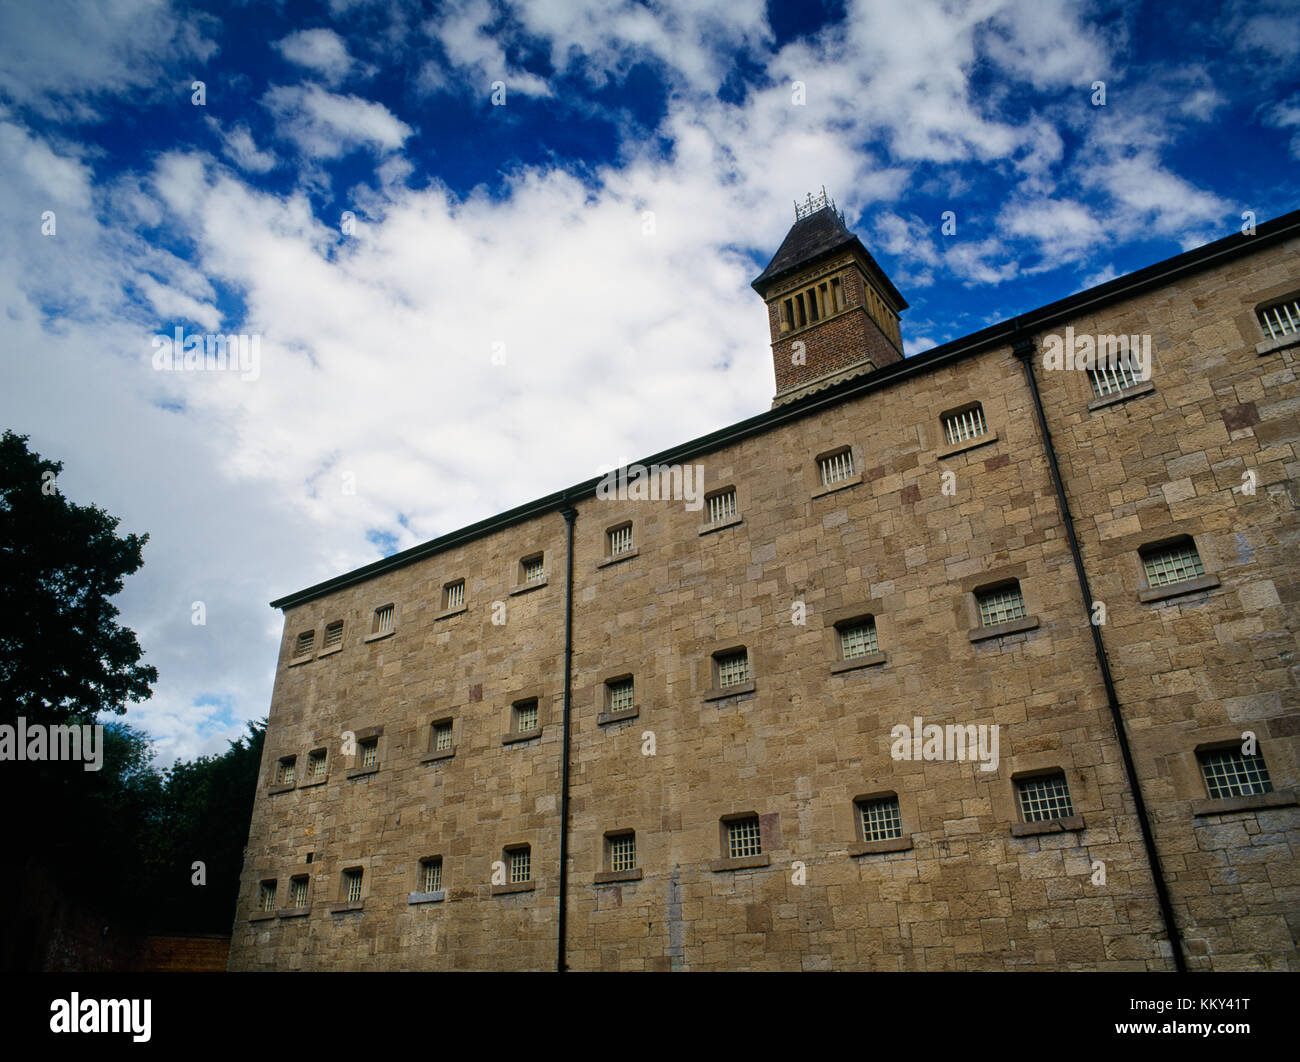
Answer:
819, 450, 854, 486
1089, 360, 1139, 397
727, 818, 762, 858
259, 882, 276, 911
1018, 775, 1074, 822
1200, 749, 1273, 799
345, 871, 362, 904
1260, 299, 1300, 340
716, 651, 750, 689
509, 849, 531, 883
516, 701, 538, 732
944, 406, 987, 445
1142, 542, 1205, 588
859, 797, 903, 841
434, 722, 453, 751
609, 524, 633, 555
977, 585, 1027, 627
309, 751, 326, 778
523, 556, 545, 584
373, 605, 394, 635
291, 879, 308, 908
445, 581, 465, 609
839, 620, 879, 660
708, 490, 737, 524
359, 740, 377, 767
608, 679, 634, 713
322, 621, 343, 649
277, 758, 295, 785
610, 834, 636, 872
422, 860, 442, 893
294, 631, 314, 657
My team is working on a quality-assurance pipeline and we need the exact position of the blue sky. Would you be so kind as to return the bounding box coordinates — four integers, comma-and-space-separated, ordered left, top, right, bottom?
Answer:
1, 0, 1297, 761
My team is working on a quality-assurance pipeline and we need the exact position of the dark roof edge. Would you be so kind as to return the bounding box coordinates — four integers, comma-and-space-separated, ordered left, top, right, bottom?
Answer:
270, 209, 1300, 611
751, 232, 909, 310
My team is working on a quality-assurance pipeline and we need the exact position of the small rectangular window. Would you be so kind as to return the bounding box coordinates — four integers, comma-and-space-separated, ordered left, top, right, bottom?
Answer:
726, 817, 762, 859
509, 847, 531, 884
1259, 296, 1300, 340
258, 880, 277, 912
343, 868, 363, 904
1141, 540, 1206, 588
293, 631, 314, 658
515, 699, 539, 733
838, 618, 879, 660
1017, 773, 1074, 823
522, 555, 545, 584
818, 449, 854, 487
372, 605, 395, 635
444, 580, 465, 610
290, 877, 309, 909
608, 833, 636, 873
608, 524, 634, 556
857, 795, 903, 842
977, 583, 1027, 628
714, 649, 750, 690
322, 620, 344, 649
275, 756, 296, 786
943, 404, 987, 445
432, 720, 453, 751
707, 489, 737, 524
607, 677, 634, 713
1089, 361, 1139, 397
359, 737, 378, 768
421, 857, 443, 893
308, 748, 327, 779
1199, 748, 1273, 799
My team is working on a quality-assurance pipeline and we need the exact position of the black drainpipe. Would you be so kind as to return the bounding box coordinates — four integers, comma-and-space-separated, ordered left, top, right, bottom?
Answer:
1012, 331, 1188, 973
556, 501, 577, 972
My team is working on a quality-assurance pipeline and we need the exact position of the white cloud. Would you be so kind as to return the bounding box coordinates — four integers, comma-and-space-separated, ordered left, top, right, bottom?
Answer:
262, 84, 413, 159
206, 118, 277, 173
275, 28, 357, 84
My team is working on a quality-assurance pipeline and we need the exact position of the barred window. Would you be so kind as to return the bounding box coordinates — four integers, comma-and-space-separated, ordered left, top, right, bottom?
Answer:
359, 737, 378, 768
779, 275, 845, 333
276, 756, 296, 786
857, 795, 903, 842
1141, 540, 1205, 588
1259, 296, 1300, 340
707, 489, 737, 524
522, 555, 545, 584
322, 620, 344, 650
432, 720, 453, 752
509, 847, 531, 884
308, 748, 327, 779
421, 858, 443, 893
608, 833, 637, 873
343, 869, 363, 904
293, 630, 314, 658
943, 404, 987, 445
608, 523, 634, 556
1089, 360, 1140, 397
372, 604, 394, 635
444, 580, 465, 610
818, 448, 854, 486
1017, 773, 1075, 823
515, 699, 539, 733
838, 617, 879, 660
607, 677, 634, 713
1199, 748, 1274, 800
726, 817, 762, 859
714, 649, 750, 690
977, 583, 1027, 627
290, 877, 309, 909
258, 881, 277, 912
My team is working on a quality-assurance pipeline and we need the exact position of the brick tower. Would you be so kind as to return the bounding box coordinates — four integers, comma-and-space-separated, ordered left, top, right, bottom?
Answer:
752, 189, 907, 405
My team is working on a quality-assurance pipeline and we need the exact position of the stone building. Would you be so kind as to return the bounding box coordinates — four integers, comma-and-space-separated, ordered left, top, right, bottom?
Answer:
229, 196, 1300, 971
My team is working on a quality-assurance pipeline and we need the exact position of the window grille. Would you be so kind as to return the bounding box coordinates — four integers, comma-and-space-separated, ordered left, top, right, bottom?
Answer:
422, 859, 443, 893
818, 449, 854, 486
308, 749, 327, 779
609, 834, 636, 872
858, 796, 903, 841
1259, 298, 1300, 340
839, 619, 879, 659
943, 405, 987, 445
294, 631, 314, 657
977, 584, 1027, 627
259, 881, 277, 912
708, 489, 737, 524
290, 878, 308, 908
609, 524, 634, 556
509, 848, 531, 884
433, 721, 453, 751
1017, 774, 1074, 822
715, 650, 750, 689
607, 678, 634, 713
344, 869, 363, 904
1200, 749, 1273, 799
359, 738, 378, 767
1142, 541, 1205, 588
276, 757, 295, 786
727, 817, 762, 858
1088, 360, 1139, 397
522, 556, 545, 584
445, 581, 465, 610
515, 700, 538, 732
322, 620, 343, 649
373, 605, 394, 635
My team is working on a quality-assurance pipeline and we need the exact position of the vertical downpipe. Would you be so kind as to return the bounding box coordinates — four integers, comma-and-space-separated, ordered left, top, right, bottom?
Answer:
1012, 331, 1188, 972
557, 502, 577, 972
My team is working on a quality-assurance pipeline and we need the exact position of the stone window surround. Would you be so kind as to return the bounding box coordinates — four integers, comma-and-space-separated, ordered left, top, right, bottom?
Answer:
346, 725, 383, 778
700, 640, 757, 702
364, 602, 397, 643
699, 484, 744, 535
595, 829, 642, 884
1182, 732, 1297, 816
775, 267, 852, 337
849, 790, 914, 856
808, 442, 864, 498
824, 603, 888, 673
435, 579, 468, 621
318, 619, 345, 658
502, 686, 546, 745
1007, 764, 1086, 837
598, 519, 638, 568
1135, 532, 1221, 603
510, 549, 549, 595
492, 843, 536, 895
331, 864, 367, 914
960, 564, 1041, 643
711, 812, 773, 872
250, 878, 278, 921
421, 716, 456, 763
409, 855, 446, 905
267, 753, 297, 795
279, 867, 313, 918
299, 746, 329, 788
596, 670, 639, 725
1246, 281, 1300, 355
289, 627, 316, 667
936, 400, 999, 460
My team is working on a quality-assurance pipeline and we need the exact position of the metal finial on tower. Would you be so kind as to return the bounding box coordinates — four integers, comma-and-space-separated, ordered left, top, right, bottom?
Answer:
793, 186, 842, 222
